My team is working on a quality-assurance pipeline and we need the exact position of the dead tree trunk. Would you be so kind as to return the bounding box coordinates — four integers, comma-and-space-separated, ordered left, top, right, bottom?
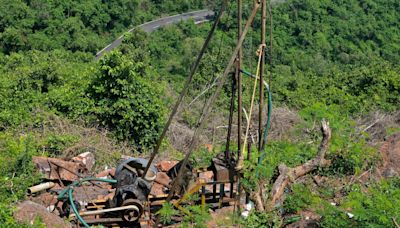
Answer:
251, 120, 332, 211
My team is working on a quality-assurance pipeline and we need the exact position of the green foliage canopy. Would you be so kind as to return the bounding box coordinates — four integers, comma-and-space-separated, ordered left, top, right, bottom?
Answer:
88, 50, 164, 149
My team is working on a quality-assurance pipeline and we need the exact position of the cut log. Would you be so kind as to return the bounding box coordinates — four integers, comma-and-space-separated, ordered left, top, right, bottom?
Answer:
250, 181, 266, 212
268, 120, 331, 210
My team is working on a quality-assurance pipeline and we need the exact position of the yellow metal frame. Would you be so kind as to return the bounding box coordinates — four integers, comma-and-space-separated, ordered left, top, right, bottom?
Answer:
172, 179, 207, 216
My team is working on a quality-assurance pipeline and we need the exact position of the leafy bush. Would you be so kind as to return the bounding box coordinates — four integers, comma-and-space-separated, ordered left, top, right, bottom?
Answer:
241, 211, 281, 228
0, 50, 95, 127
191, 147, 218, 168
284, 184, 316, 214
157, 202, 178, 225
157, 200, 211, 227
40, 134, 80, 157
300, 103, 378, 175
88, 51, 165, 149
181, 204, 211, 228
282, 184, 352, 227
314, 178, 400, 227
0, 0, 206, 54
339, 178, 400, 227
242, 141, 317, 191
0, 133, 41, 226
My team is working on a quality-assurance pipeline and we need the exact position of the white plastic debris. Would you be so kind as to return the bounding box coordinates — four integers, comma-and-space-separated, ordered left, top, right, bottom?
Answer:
46, 205, 55, 212
241, 201, 254, 218
347, 212, 354, 219
241, 210, 250, 218
245, 201, 254, 211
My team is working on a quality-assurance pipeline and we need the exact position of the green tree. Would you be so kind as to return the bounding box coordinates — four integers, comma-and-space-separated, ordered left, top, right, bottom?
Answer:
88, 51, 164, 149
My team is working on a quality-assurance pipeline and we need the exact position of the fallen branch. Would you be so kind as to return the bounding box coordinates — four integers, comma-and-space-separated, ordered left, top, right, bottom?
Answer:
393, 217, 400, 228
261, 120, 332, 211
250, 181, 266, 212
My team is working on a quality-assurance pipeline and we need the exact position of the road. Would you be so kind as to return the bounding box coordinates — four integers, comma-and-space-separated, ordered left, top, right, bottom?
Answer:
95, 9, 214, 60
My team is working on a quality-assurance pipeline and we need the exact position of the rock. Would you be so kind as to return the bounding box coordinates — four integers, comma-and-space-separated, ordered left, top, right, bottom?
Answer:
30, 192, 57, 207
199, 171, 214, 181
205, 144, 213, 152
14, 201, 71, 228
72, 152, 95, 171
155, 172, 171, 186
73, 185, 109, 202
95, 168, 115, 178
95, 169, 109, 178
156, 160, 179, 172
32, 156, 87, 181
150, 183, 166, 196
109, 168, 116, 177
51, 183, 64, 191
99, 192, 115, 201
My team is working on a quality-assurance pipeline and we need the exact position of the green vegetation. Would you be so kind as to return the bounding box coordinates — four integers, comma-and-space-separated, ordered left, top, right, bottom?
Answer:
0, 0, 205, 54
279, 178, 400, 227
158, 197, 211, 228
0, 0, 399, 226
0, 0, 203, 225
339, 178, 400, 227
0, 134, 41, 226
88, 50, 164, 149
157, 202, 178, 225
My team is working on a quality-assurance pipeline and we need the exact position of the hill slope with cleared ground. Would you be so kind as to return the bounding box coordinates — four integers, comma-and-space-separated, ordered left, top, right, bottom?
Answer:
0, 0, 399, 226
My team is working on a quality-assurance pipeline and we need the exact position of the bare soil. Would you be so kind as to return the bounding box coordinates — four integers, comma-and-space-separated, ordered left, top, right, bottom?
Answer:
378, 132, 400, 177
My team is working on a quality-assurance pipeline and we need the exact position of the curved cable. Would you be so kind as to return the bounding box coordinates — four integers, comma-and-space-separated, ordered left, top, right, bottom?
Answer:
57, 178, 118, 228
69, 188, 89, 228
239, 68, 272, 164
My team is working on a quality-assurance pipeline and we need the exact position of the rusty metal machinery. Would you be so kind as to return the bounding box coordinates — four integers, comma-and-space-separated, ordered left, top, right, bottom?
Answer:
57, 158, 156, 227
112, 158, 156, 207
56, 156, 239, 227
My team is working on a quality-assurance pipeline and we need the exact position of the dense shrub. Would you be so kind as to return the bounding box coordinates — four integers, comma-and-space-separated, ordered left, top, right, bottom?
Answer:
0, 0, 206, 54
88, 51, 164, 149
339, 178, 400, 227
0, 134, 41, 226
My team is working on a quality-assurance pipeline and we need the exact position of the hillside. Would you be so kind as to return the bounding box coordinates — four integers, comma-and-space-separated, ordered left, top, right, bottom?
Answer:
0, 0, 399, 227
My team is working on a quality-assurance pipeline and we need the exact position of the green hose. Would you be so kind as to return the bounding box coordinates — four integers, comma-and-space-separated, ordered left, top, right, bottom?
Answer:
57, 177, 117, 200
68, 188, 90, 228
259, 86, 272, 164
240, 69, 272, 166
240, 69, 272, 146
57, 177, 118, 227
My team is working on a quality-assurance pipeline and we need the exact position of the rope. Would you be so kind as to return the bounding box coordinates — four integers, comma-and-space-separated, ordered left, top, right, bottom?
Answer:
239, 68, 272, 151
